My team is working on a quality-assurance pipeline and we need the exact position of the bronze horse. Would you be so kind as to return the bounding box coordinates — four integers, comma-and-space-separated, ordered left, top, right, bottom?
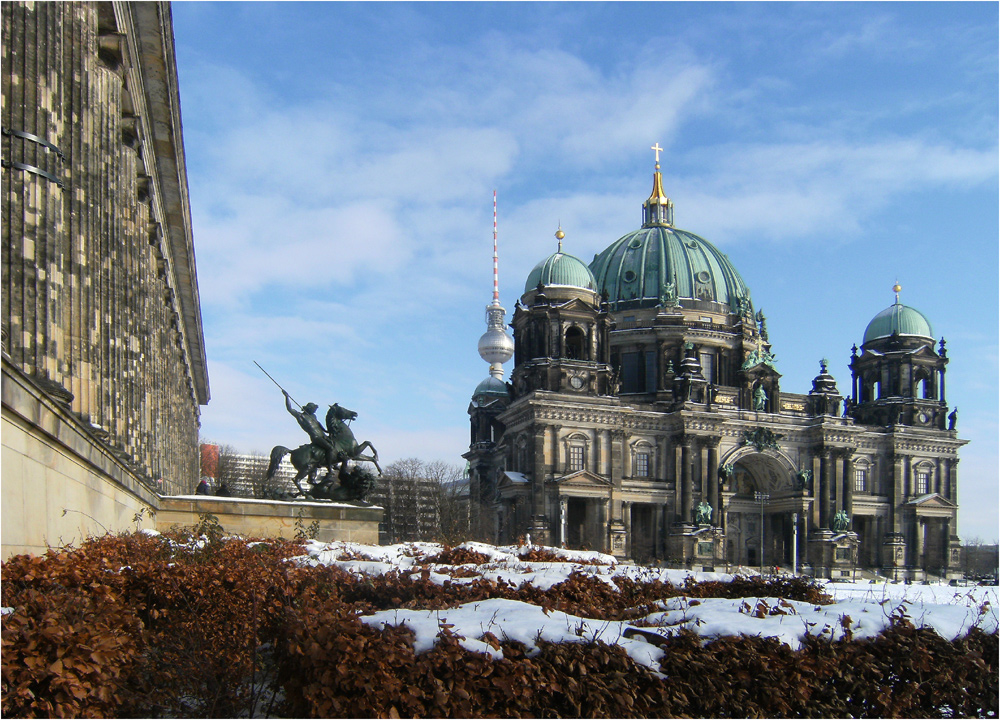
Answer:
267, 403, 381, 498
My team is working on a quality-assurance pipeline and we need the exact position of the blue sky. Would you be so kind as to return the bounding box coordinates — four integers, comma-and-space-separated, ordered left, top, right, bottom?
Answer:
171, 2, 998, 540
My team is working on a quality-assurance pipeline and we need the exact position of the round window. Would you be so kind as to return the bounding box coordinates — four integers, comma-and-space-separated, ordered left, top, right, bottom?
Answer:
696, 271, 711, 283
623, 270, 637, 283
628, 238, 643, 249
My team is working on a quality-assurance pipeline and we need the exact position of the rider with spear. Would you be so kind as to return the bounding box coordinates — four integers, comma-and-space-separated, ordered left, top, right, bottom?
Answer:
282, 391, 339, 474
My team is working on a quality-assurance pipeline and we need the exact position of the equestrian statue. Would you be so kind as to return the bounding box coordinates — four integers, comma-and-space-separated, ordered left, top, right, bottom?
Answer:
259, 363, 381, 502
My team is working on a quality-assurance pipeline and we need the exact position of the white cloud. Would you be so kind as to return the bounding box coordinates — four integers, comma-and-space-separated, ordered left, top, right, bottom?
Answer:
676, 139, 997, 242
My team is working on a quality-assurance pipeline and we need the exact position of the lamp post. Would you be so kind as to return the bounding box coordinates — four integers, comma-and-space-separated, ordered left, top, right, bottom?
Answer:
755, 491, 769, 576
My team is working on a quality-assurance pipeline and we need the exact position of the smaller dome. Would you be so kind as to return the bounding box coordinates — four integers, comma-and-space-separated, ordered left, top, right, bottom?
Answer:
473, 376, 509, 400
810, 359, 839, 395
863, 302, 934, 345
524, 251, 596, 293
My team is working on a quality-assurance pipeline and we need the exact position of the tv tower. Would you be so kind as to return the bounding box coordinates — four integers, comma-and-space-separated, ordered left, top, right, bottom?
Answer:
477, 190, 514, 378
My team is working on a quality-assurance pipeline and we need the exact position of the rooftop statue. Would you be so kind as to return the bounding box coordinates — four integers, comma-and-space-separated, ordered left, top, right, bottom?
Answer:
753, 384, 768, 412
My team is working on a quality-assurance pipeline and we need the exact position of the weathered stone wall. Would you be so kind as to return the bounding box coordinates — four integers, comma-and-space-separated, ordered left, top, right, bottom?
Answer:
2, 2, 208, 494
2, 356, 159, 560
3, 358, 383, 559
156, 496, 383, 546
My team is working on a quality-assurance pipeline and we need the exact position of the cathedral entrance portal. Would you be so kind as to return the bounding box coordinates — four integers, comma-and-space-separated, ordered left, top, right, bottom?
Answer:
722, 450, 803, 570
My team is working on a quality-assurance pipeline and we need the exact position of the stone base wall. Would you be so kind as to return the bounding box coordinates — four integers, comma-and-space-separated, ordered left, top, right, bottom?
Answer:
2, 359, 159, 559
156, 496, 382, 545
2, 359, 383, 560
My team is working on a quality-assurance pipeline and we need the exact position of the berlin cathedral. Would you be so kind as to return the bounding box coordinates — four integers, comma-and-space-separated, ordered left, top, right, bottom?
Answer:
466, 150, 965, 581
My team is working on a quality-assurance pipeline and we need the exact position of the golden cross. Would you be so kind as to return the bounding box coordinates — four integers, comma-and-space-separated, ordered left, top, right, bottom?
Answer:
651, 143, 663, 164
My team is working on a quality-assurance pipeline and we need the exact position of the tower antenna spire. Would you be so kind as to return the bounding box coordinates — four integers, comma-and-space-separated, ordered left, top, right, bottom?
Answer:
492, 190, 500, 306
478, 190, 514, 380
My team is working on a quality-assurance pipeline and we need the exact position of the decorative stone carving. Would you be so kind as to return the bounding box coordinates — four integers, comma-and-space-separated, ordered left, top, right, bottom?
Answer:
742, 427, 783, 453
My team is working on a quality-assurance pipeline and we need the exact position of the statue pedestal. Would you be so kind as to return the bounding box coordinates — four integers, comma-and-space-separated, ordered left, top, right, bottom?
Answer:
882, 532, 907, 582
528, 515, 550, 547
609, 520, 627, 558
668, 523, 725, 571
808, 529, 859, 580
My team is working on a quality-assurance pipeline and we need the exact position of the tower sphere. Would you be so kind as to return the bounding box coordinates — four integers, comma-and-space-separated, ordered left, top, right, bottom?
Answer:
478, 325, 514, 365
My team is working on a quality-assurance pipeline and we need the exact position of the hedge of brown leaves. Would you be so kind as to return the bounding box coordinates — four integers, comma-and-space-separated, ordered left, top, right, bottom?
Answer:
2, 531, 997, 718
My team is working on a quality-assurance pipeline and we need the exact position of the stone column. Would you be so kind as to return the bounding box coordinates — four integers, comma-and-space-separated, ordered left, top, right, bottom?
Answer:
707, 440, 720, 525
680, 440, 693, 524
533, 428, 548, 521
891, 455, 904, 534
951, 458, 959, 507
551, 424, 561, 475
810, 454, 821, 529
818, 451, 830, 528
599, 429, 610, 476
916, 518, 926, 571
622, 501, 632, 556
843, 452, 854, 518
611, 429, 625, 491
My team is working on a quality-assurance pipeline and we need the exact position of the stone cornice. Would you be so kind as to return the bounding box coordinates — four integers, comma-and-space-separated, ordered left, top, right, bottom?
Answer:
497, 392, 965, 458
117, 2, 209, 404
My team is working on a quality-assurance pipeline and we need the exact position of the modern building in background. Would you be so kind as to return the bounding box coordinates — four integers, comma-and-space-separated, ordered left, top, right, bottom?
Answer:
467, 153, 966, 581
2, 1, 209, 555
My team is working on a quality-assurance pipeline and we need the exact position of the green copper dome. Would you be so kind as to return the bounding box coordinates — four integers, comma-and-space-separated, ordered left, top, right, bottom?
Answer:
524, 249, 596, 293
863, 302, 934, 345
589, 225, 752, 312
473, 375, 509, 400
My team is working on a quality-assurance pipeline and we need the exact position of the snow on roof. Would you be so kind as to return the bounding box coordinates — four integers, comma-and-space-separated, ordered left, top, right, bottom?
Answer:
503, 471, 529, 484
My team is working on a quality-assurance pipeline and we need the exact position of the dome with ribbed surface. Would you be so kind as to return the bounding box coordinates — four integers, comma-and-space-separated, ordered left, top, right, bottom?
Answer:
863, 302, 934, 345
524, 250, 596, 293
473, 375, 509, 401
589, 225, 752, 312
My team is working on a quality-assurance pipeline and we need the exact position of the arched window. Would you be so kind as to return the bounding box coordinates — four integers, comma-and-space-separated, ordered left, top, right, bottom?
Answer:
565, 326, 586, 360
630, 440, 654, 478
914, 369, 935, 400
913, 462, 933, 496
853, 459, 871, 493
563, 433, 590, 473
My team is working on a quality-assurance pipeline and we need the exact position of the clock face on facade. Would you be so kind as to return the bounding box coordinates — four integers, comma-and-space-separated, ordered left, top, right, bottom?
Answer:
570, 375, 584, 389
918, 412, 929, 425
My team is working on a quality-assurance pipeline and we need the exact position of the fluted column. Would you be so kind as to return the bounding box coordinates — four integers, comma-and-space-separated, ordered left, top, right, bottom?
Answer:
818, 451, 830, 528
622, 501, 632, 556
707, 439, 720, 525
680, 440, 693, 524
842, 452, 854, 518
916, 518, 926, 570
891, 455, 904, 533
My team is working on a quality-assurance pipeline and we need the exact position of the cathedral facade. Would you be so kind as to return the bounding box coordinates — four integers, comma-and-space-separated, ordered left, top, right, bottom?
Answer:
467, 156, 965, 581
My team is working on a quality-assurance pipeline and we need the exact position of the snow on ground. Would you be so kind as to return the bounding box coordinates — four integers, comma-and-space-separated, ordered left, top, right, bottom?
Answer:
293, 540, 998, 673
